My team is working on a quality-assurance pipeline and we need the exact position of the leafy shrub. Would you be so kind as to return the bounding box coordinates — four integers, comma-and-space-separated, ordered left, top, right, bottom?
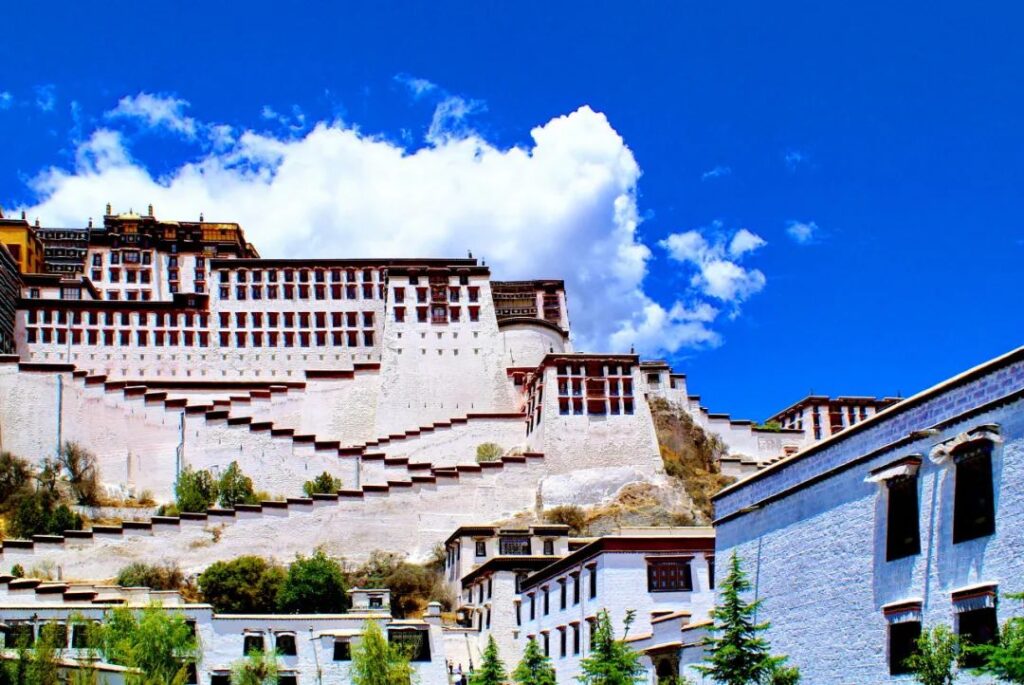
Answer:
199, 556, 286, 613
217, 461, 258, 508
175, 467, 218, 513
0, 452, 32, 505
116, 561, 185, 590
58, 441, 100, 505
10, 564, 24, 578
303, 471, 343, 497
277, 549, 348, 613
543, 505, 588, 535
10, 491, 82, 538
475, 442, 504, 463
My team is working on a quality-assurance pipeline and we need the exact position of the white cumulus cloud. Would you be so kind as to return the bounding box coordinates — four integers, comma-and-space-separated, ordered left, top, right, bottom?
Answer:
18, 98, 770, 356
660, 222, 767, 314
786, 220, 819, 244
108, 92, 198, 138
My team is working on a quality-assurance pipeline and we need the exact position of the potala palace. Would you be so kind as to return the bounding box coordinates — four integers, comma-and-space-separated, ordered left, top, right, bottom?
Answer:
0, 207, 1020, 685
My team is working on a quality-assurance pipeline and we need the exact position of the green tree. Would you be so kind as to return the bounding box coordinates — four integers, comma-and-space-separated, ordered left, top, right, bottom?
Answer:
471, 635, 508, 685
350, 619, 414, 685
58, 441, 100, 505
277, 548, 348, 613
577, 609, 645, 685
906, 625, 960, 685
303, 471, 343, 497
475, 443, 504, 463
231, 648, 280, 685
96, 604, 199, 685
350, 551, 436, 618
697, 552, 789, 685
28, 622, 62, 685
0, 451, 31, 504
199, 556, 286, 613
513, 636, 556, 685
175, 466, 218, 513
967, 592, 1024, 682
217, 461, 258, 508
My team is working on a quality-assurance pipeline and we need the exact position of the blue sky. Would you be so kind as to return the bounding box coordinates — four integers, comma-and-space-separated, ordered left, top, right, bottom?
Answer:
1, 1, 1022, 420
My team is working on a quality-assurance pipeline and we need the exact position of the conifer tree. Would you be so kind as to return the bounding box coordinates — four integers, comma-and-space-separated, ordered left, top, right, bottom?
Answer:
577, 609, 644, 685
697, 552, 789, 685
513, 637, 556, 685
471, 635, 508, 685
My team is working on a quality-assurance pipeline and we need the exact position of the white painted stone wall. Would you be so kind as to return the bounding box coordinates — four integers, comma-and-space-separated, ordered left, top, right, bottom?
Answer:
376, 274, 518, 435
714, 363, 1024, 684
1, 457, 547, 578
500, 324, 568, 371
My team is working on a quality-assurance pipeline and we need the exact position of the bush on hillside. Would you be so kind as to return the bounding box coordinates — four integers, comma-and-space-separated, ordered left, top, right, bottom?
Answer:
175, 467, 219, 513
58, 441, 100, 505
649, 397, 735, 520
0, 452, 32, 505
475, 443, 504, 463
544, 505, 588, 536
303, 471, 343, 497
10, 490, 82, 538
116, 561, 186, 591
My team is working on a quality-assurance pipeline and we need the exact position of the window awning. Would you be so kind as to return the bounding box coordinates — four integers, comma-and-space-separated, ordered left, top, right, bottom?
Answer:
865, 456, 922, 483
929, 424, 1002, 464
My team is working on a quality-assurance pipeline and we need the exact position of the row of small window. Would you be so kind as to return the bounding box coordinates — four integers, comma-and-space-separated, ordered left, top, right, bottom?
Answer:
557, 397, 635, 416
219, 283, 383, 301
218, 311, 375, 330
528, 622, 588, 659
522, 568, 598, 620
884, 440, 995, 562
91, 250, 158, 266
472, 537, 557, 558
394, 306, 480, 323
555, 364, 632, 377
26, 310, 211, 328
393, 286, 480, 304
218, 267, 377, 285
556, 378, 634, 397
92, 267, 155, 284
25, 328, 376, 348
235, 628, 430, 663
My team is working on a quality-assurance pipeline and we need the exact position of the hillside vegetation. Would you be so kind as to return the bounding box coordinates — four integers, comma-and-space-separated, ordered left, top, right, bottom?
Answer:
649, 396, 736, 521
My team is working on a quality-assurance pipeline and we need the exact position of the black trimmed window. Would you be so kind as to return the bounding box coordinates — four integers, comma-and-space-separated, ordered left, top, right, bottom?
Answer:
475, 540, 487, 557
243, 634, 264, 655
275, 633, 297, 656
958, 607, 998, 668
889, 621, 920, 675
211, 676, 230, 685
647, 559, 693, 592
886, 475, 921, 560
389, 629, 431, 662
278, 675, 297, 685
333, 640, 351, 661
589, 567, 597, 599
953, 442, 996, 543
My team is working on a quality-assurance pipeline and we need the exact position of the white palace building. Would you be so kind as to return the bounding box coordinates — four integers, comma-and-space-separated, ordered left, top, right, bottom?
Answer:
0, 207, 1019, 684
